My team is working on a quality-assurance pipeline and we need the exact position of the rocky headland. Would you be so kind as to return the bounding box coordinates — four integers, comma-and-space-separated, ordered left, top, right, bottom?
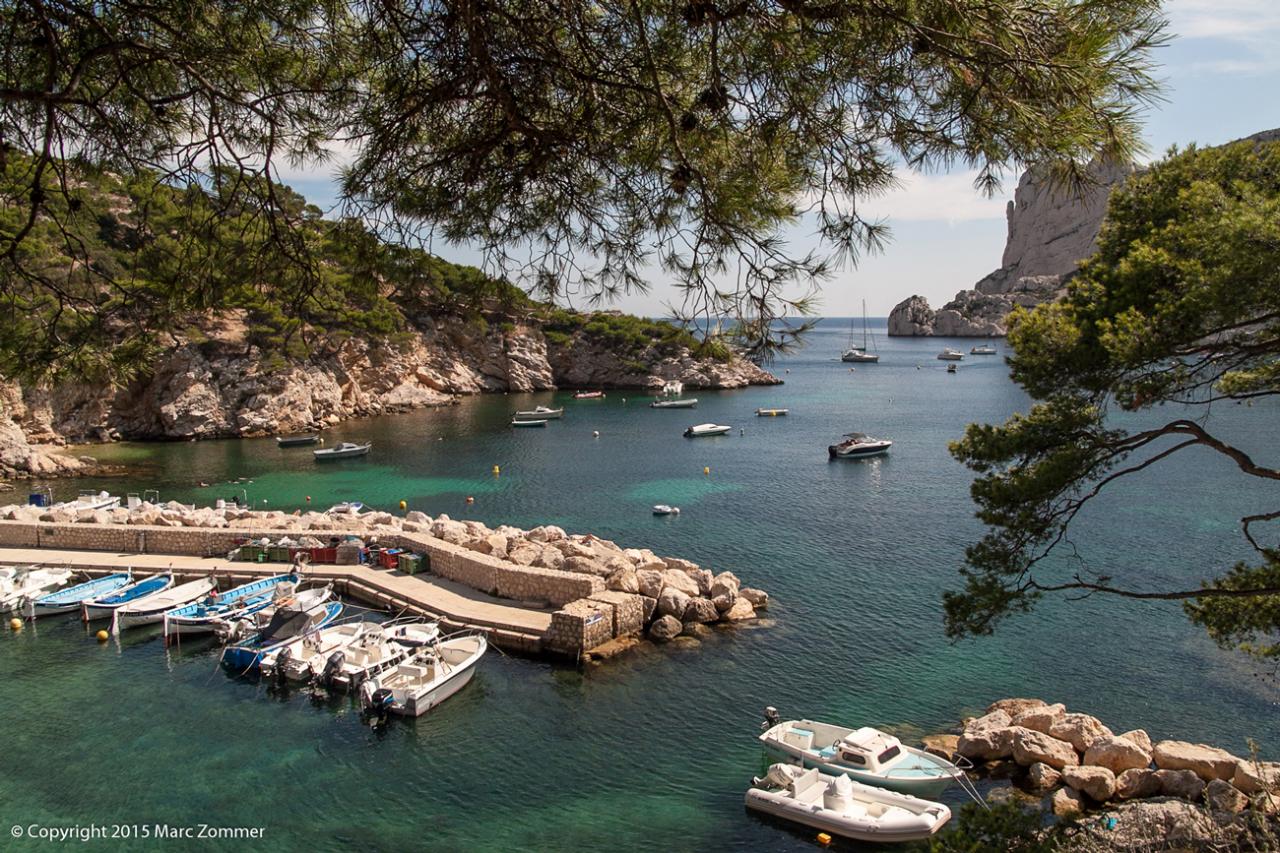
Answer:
923, 697, 1278, 848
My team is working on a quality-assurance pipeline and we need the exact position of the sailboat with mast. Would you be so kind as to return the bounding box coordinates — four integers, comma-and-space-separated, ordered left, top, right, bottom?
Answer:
841, 300, 880, 363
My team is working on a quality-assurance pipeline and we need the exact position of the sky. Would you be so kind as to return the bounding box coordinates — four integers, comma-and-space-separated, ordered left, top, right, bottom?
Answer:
281, 0, 1280, 318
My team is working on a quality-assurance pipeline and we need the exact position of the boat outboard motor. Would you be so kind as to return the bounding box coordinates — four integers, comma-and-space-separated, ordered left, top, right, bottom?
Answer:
319, 650, 345, 688
274, 646, 292, 685
762, 706, 780, 730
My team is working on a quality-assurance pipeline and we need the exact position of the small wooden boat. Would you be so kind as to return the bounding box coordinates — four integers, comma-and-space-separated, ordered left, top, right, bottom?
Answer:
114, 577, 217, 630
684, 423, 732, 437
652, 505, 681, 516
313, 441, 371, 461
81, 572, 174, 621
650, 398, 698, 409
27, 572, 132, 618
221, 595, 343, 674
760, 710, 965, 798
746, 764, 951, 843
511, 418, 547, 428
325, 620, 439, 691
275, 434, 319, 447
260, 618, 376, 683
970, 344, 998, 355
756, 408, 788, 417
513, 406, 563, 419
829, 433, 892, 459
0, 566, 71, 612
573, 390, 606, 399
360, 632, 487, 718
936, 348, 964, 361
162, 573, 298, 639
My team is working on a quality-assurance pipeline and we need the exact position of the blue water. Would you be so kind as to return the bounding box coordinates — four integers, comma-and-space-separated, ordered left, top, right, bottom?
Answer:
4, 318, 1276, 850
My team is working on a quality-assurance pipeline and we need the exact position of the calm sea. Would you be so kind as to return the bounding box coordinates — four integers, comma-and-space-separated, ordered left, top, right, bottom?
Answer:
3, 318, 1276, 851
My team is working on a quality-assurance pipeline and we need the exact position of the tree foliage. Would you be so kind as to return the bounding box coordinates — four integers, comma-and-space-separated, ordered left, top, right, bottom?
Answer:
1, 0, 1167, 376
949, 138, 1280, 658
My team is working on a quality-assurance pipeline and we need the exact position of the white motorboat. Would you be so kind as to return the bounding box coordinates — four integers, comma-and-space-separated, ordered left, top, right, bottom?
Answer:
828, 433, 892, 459
746, 764, 951, 843
660, 380, 683, 397
652, 505, 680, 516
970, 344, 998, 355
81, 572, 174, 621
329, 501, 364, 514
684, 423, 732, 437
360, 632, 487, 718
759, 710, 965, 799
936, 348, 964, 361
0, 566, 72, 612
313, 441, 371, 461
113, 577, 217, 630
325, 620, 439, 691
56, 490, 121, 512
841, 300, 880, 363
513, 406, 563, 420
756, 408, 788, 417
261, 619, 376, 683
511, 418, 548, 428
650, 398, 698, 409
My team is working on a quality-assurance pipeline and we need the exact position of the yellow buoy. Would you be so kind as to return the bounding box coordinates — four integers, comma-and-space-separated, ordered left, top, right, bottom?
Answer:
816, 832, 832, 846
96, 630, 109, 642
703, 466, 710, 475
492, 465, 500, 475
9, 617, 22, 631
399, 500, 407, 510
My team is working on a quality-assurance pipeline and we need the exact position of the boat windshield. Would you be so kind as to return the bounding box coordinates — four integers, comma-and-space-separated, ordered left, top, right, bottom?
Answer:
878, 745, 902, 764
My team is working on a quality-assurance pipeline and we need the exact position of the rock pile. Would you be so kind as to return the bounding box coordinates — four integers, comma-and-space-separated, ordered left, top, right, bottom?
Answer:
938, 698, 1278, 830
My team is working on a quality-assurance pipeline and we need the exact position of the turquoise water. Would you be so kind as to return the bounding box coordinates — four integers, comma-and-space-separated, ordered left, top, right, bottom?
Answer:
4, 319, 1277, 850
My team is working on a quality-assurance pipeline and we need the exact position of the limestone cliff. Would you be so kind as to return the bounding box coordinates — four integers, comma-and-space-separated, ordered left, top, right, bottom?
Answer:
0, 312, 777, 479
889, 158, 1132, 336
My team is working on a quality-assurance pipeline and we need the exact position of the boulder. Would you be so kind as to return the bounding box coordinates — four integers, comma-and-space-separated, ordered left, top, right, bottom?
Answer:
404, 510, 430, 524
685, 567, 714, 596
958, 726, 1016, 762
638, 595, 657, 625
1010, 703, 1066, 735
663, 556, 700, 574
1233, 760, 1280, 795
1062, 765, 1117, 802
1084, 735, 1152, 775
606, 567, 640, 594
1026, 762, 1061, 792
636, 569, 664, 599
1012, 727, 1080, 770
430, 518, 469, 544
1152, 740, 1239, 782
987, 698, 1051, 718
1119, 729, 1153, 753
740, 587, 769, 609
656, 587, 691, 620
1116, 768, 1163, 800
683, 597, 719, 624
661, 569, 701, 598
709, 571, 740, 599
1048, 786, 1083, 817
721, 597, 756, 622
1155, 769, 1206, 801
711, 593, 736, 613
1205, 779, 1248, 816
966, 710, 1013, 733
507, 542, 541, 566
534, 546, 565, 570
681, 621, 711, 639
648, 615, 682, 642
1081, 798, 1219, 849
1049, 713, 1113, 752
526, 525, 566, 543
467, 533, 509, 558
921, 734, 959, 762
563, 556, 610, 577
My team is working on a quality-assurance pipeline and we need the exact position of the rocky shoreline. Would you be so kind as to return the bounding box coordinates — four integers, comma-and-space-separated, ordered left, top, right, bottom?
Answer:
925, 698, 1278, 847
0, 314, 778, 481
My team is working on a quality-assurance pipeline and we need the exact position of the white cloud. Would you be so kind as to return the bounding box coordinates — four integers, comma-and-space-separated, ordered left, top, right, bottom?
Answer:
1168, 0, 1280, 76
859, 169, 1011, 225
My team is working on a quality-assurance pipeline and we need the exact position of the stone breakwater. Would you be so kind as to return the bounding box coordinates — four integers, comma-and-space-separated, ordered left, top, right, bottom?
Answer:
0, 501, 769, 658
924, 698, 1278, 847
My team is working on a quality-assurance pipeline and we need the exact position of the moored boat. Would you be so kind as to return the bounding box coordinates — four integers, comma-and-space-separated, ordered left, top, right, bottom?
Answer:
573, 390, 605, 399
828, 433, 892, 459
360, 631, 488, 718
81, 572, 174, 621
511, 418, 547, 428
650, 398, 698, 409
684, 423, 732, 437
261, 618, 374, 683
841, 300, 881, 363
275, 434, 319, 447
756, 408, 788, 417
114, 577, 217, 630
56, 490, 121, 512
746, 764, 951, 843
27, 572, 132, 618
513, 406, 563, 420
946, 363, 957, 373
936, 348, 964, 361
0, 566, 71, 612
759, 710, 965, 798
313, 441, 371, 461
652, 505, 680, 516
221, 595, 343, 674
970, 344, 998, 355
162, 573, 299, 640
329, 501, 364, 514
326, 619, 440, 691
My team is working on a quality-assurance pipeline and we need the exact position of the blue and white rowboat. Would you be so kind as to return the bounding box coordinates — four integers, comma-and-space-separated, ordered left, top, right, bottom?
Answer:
163, 574, 298, 640
222, 599, 344, 674
27, 572, 132, 618
81, 572, 174, 621
114, 577, 217, 631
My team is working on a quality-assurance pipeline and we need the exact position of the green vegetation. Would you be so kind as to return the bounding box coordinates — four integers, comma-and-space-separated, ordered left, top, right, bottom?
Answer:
541, 309, 732, 362
949, 139, 1280, 659
2, 0, 1167, 370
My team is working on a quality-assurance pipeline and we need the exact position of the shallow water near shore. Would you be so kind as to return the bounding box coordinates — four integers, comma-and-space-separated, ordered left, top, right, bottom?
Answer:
5, 319, 1277, 851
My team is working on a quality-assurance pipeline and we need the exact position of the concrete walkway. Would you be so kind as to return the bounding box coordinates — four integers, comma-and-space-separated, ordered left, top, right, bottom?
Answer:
0, 547, 552, 647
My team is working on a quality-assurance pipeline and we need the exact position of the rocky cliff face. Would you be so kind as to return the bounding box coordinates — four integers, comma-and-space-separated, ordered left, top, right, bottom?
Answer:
0, 314, 777, 478
889, 158, 1133, 336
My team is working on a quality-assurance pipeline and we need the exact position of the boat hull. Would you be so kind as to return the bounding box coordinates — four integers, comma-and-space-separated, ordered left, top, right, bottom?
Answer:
828, 444, 891, 459
760, 742, 953, 799
401, 662, 478, 717
745, 788, 949, 843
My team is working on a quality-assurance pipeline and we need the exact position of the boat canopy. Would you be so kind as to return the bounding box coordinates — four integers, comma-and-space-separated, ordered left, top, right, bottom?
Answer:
260, 609, 312, 644
837, 727, 904, 770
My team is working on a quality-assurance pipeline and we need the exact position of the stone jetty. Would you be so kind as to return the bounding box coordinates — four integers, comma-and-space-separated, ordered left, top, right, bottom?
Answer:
0, 500, 769, 659
925, 698, 1278, 848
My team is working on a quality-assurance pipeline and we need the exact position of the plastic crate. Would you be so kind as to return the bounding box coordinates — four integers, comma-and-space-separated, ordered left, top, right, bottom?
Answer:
397, 553, 422, 575
238, 545, 265, 562
309, 547, 337, 564
267, 546, 291, 562
379, 548, 402, 569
